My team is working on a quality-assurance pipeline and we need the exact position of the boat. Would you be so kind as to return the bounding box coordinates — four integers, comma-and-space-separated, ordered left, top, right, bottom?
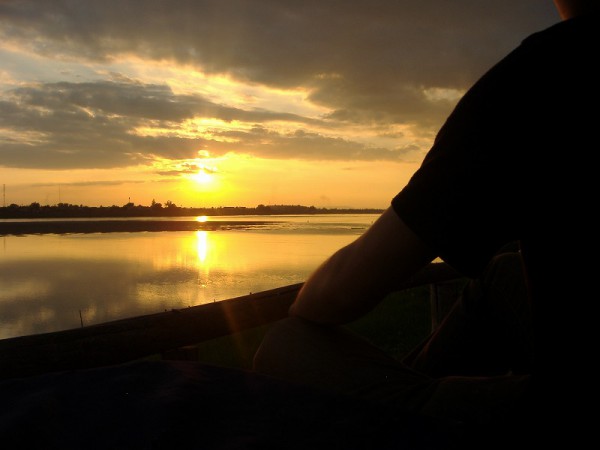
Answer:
0, 262, 467, 449
0, 262, 461, 381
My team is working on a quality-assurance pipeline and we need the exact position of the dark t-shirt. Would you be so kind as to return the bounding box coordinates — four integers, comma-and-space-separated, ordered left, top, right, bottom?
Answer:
392, 13, 599, 382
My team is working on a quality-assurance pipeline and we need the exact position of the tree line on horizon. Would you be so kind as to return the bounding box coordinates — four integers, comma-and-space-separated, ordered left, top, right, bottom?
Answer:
0, 201, 384, 219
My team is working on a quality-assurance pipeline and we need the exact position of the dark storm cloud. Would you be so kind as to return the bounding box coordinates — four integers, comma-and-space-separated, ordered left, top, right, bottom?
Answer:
0, 0, 559, 168
0, 1, 558, 86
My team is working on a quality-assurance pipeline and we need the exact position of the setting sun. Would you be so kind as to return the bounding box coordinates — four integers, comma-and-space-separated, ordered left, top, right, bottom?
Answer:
192, 169, 214, 185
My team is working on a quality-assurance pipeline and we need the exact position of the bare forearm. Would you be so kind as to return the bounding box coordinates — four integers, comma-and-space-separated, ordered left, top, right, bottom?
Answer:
289, 243, 383, 324
289, 208, 436, 325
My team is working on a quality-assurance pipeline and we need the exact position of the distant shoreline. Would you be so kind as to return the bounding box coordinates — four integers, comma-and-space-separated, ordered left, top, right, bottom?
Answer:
0, 219, 282, 236
0, 203, 384, 220
0, 211, 382, 236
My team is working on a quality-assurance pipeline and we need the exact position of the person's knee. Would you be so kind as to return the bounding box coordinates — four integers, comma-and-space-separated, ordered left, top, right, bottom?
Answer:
252, 316, 317, 373
252, 318, 289, 372
484, 251, 525, 286
461, 251, 527, 314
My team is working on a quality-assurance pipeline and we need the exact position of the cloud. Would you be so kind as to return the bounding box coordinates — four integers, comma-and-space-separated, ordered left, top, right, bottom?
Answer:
29, 179, 146, 188
0, 0, 559, 170
155, 162, 218, 177
0, 1, 558, 85
211, 127, 418, 161
0, 79, 328, 168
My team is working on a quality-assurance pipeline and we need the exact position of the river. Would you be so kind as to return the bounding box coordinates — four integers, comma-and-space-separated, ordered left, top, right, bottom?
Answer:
0, 214, 379, 339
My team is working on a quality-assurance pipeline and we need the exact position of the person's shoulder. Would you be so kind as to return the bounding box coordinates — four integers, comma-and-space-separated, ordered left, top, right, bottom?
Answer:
522, 13, 598, 48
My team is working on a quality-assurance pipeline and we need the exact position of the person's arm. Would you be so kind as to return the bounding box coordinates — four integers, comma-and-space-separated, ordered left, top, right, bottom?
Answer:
289, 207, 437, 325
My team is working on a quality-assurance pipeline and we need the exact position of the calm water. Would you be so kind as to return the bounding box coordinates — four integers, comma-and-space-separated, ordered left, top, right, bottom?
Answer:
0, 214, 379, 339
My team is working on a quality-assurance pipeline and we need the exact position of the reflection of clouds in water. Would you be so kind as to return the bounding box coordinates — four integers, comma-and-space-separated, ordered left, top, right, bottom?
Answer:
0, 259, 145, 338
135, 267, 206, 310
0, 279, 51, 302
136, 267, 198, 285
0, 255, 310, 338
132, 265, 306, 308
2, 307, 57, 341
0, 225, 364, 339
0, 256, 269, 338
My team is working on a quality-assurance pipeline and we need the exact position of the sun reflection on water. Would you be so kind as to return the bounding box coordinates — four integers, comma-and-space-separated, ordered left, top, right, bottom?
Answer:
195, 231, 208, 263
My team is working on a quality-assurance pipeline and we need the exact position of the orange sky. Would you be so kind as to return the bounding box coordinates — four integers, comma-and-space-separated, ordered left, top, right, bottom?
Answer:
0, 1, 559, 208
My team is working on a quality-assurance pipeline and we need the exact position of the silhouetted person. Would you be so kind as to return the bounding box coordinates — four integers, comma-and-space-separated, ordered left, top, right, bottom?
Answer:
254, 1, 599, 446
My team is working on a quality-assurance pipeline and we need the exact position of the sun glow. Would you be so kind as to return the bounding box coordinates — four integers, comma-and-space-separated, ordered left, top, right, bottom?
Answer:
191, 169, 214, 184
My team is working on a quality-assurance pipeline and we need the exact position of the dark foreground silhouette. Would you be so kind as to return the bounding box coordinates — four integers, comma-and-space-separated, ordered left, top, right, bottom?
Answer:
0, 360, 463, 450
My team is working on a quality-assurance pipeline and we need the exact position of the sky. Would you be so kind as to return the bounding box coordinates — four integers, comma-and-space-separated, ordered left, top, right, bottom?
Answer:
0, 0, 560, 209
